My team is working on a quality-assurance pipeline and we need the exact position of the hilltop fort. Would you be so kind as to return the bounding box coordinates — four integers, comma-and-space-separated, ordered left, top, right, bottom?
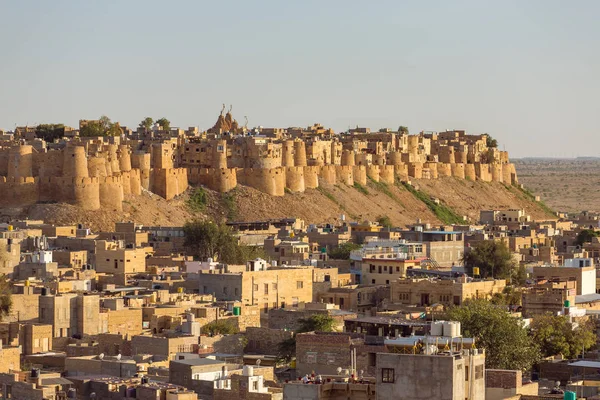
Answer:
0, 109, 518, 211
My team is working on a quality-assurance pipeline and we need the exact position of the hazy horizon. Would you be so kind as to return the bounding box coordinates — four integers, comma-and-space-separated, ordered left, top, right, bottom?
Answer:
1, 0, 598, 158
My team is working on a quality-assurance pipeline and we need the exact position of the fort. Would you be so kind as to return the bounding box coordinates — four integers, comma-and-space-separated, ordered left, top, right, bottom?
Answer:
0, 111, 518, 209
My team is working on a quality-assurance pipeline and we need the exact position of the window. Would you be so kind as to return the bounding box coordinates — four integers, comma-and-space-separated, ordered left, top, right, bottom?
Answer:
475, 365, 484, 379
272, 282, 278, 290
306, 352, 317, 363
253, 284, 258, 291
396, 267, 400, 272
368, 353, 376, 366
297, 281, 303, 289
292, 297, 299, 307
465, 366, 469, 381
381, 368, 394, 383
252, 380, 258, 391
385, 280, 389, 284
372, 279, 376, 284
264, 284, 269, 295
203, 286, 207, 294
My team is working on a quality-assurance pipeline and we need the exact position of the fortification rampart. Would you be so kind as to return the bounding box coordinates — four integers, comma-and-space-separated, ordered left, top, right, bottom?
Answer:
0, 129, 520, 208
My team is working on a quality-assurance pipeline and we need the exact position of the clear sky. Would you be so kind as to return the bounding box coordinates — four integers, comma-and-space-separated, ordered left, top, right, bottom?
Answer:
1, 0, 598, 158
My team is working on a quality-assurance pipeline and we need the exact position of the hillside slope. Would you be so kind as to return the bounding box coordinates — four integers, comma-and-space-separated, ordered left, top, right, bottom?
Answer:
1, 177, 554, 232
204, 177, 555, 226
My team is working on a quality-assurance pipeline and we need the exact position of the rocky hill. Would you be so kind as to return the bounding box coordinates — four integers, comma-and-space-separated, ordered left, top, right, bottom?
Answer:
3, 177, 554, 232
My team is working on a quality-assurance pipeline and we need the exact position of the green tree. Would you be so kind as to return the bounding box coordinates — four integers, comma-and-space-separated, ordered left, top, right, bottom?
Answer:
489, 286, 523, 307
79, 121, 105, 137
277, 314, 335, 363
446, 299, 540, 371
376, 215, 393, 229
531, 314, 596, 359
139, 117, 154, 131
79, 115, 122, 137
35, 124, 65, 142
328, 242, 361, 260
462, 240, 516, 280
106, 122, 123, 137
201, 320, 239, 336
486, 134, 498, 148
156, 117, 171, 131
187, 188, 208, 212
398, 126, 409, 134
183, 220, 264, 264
576, 229, 600, 246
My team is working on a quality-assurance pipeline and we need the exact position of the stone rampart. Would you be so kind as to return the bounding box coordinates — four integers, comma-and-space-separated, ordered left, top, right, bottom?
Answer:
341, 150, 355, 166
336, 165, 354, 186
0, 177, 39, 207
319, 165, 337, 185
366, 165, 380, 182
438, 163, 452, 177
304, 166, 319, 189
465, 163, 476, 180
285, 166, 305, 193
238, 167, 285, 196
100, 175, 124, 211
353, 165, 367, 186
379, 165, 395, 184
408, 162, 423, 179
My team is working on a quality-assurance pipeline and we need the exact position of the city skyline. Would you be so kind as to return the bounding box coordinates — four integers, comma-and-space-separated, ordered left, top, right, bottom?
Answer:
1, 0, 599, 158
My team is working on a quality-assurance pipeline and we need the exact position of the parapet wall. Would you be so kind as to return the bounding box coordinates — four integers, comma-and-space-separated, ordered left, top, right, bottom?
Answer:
0, 142, 520, 208
186, 162, 519, 196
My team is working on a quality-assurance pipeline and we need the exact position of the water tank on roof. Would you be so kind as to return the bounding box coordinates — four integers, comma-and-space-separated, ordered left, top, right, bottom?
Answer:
430, 321, 444, 336
443, 321, 461, 337
243, 365, 254, 377
564, 392, 576, 400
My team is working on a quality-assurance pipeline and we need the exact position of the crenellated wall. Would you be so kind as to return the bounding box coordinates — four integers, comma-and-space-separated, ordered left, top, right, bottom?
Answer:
366, 165, 380, 182
238, 167, 286, 196
285, 166, 305, 193
0, 139, 521, 208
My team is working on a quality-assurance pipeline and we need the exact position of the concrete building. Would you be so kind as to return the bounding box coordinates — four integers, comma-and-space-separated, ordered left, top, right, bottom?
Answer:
389, 277, 506, 307
533, 263, 596, 295
199, 265, 314, 313
38, 293, 100, 337
376, 351, 485, 400
400, 230, 465, 268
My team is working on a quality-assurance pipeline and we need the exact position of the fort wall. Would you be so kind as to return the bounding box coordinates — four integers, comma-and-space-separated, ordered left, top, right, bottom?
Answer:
238, 167, 285, 196
465, 163, 476, 180
285, 166, 305, 193
304, 166, 319, 189
293, 141, 307, 167
379, 165, 395, 184
336, 165, 354, 186
0, 132, 522, 209
353, 165, 367, 186
319, 165, 337, 185
366, 165, 380, 182
7, 145, 33, 178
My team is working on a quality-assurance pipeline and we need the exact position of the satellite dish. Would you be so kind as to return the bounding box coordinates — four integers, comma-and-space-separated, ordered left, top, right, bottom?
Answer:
98, 353, 105, 360
336, 367, 342, 374
116, 354, 122, 361
255, 359, 261, 366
